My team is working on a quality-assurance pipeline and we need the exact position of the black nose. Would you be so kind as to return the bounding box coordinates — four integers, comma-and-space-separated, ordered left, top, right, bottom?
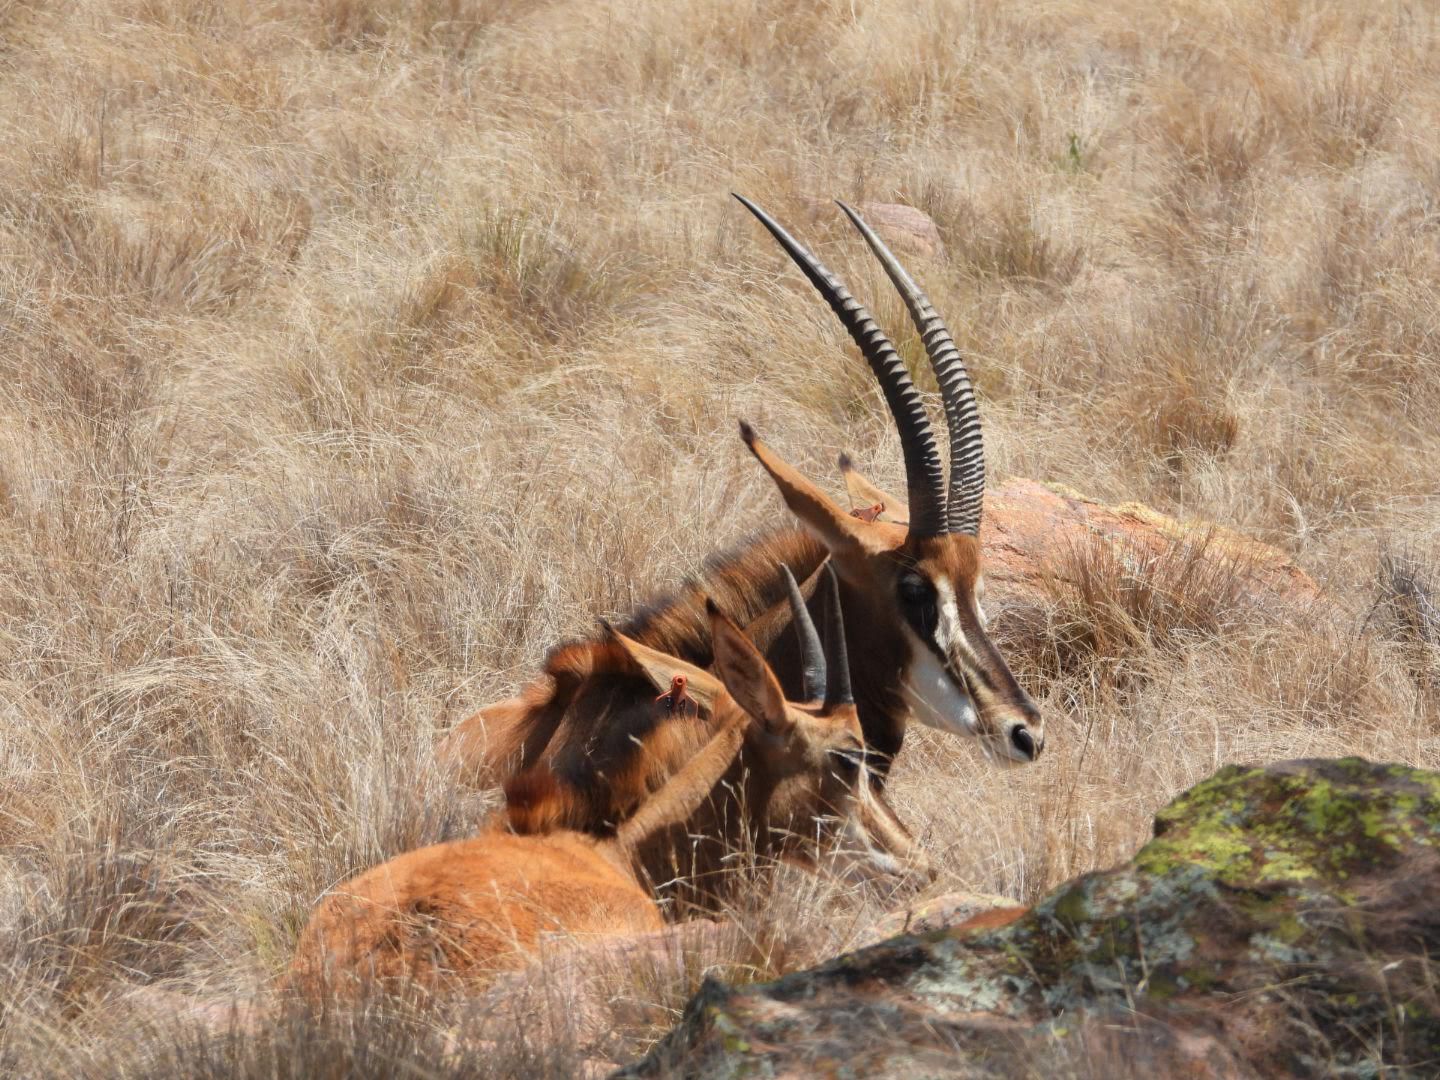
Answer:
1011, 725, 1039, 760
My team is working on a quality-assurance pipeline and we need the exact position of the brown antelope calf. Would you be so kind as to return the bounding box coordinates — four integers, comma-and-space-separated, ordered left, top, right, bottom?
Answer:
514, 564, 932, 911
437, 196, 1043, 831
290, 574, 919, 992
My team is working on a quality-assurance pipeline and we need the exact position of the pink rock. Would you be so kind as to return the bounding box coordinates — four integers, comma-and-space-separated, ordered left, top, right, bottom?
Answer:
804, 198, 946, 258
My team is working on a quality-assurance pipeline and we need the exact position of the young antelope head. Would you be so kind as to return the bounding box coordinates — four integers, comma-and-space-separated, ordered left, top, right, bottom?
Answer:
735, 195, 1043, 765
611, 563, 930, 887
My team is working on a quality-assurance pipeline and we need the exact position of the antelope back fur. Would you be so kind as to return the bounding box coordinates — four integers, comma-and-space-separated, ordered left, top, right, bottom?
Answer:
435, 528, 829, 791
285, 829, 664, 996
505, 585, 932, 911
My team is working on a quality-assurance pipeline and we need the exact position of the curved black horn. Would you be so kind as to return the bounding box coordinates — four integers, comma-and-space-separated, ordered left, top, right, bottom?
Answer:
836, 200, 985, 536
819, 563, 853, 709
734, 194, 947, 537
780, 564, 825, 703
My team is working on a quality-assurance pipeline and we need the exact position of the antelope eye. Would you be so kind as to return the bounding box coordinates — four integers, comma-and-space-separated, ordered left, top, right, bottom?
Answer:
828, 745, 866, 778
898, 573, 930, 604
897, 573, 938, 639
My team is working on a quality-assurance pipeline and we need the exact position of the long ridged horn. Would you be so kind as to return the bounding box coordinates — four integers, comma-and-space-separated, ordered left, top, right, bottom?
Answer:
818, 562, 853, 709
733, 194, 947, 537
836, 200, 985, 536
780, 564, 825, 703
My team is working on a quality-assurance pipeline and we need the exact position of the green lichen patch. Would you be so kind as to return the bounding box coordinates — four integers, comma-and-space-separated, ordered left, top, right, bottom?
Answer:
1135, 758, 1439, 891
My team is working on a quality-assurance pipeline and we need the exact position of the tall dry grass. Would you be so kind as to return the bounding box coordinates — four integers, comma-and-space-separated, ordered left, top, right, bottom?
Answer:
2, 0, 1440, 1073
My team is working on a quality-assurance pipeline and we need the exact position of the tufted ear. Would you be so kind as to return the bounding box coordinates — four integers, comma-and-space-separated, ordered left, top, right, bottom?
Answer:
707, 598, 792, 738
838, 452, 909, 524
740, 422, 886, 559
603, 621, 724, 712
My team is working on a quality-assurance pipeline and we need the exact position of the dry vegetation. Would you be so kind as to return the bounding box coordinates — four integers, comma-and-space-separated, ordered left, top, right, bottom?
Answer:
2, 0, 1440, 1074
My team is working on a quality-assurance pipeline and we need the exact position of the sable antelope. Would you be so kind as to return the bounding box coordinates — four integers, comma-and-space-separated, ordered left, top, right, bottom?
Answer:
436, 196, 1042, 823
292, 580, 919, 992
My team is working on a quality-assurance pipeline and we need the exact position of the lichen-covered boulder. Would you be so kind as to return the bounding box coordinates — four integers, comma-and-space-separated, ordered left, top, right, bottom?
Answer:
618, 759, 1440, 1079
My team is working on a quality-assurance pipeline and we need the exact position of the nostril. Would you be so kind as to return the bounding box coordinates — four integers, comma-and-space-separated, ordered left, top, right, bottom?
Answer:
1011, 725, 1038, 760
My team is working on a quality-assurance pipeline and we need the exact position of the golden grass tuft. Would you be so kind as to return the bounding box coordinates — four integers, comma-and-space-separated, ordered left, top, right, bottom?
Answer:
1029, 529, 1264, 692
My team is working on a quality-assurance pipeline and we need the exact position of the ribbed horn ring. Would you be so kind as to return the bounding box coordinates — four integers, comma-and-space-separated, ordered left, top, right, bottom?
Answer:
733, 194, 948, 538
835, 200, 985, 536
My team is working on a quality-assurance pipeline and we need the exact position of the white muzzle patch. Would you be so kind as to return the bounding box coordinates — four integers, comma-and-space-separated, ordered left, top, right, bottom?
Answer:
834, 816, 905, 882
900, 579, 981, 737
901, 635, 979, 736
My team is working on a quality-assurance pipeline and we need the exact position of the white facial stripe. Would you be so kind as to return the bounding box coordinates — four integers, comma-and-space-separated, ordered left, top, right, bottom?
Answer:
974, 574, 989, 629
910, 574, 1039, 765
932, 578, 965, 654
933, 576, 996, 703
900, 626, 978, 736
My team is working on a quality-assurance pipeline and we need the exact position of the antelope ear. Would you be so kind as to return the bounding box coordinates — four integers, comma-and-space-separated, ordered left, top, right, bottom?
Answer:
602, 621, 724, 711
707, 598, 793, 737
741, 423, 883, 558
838, 452, 910, 524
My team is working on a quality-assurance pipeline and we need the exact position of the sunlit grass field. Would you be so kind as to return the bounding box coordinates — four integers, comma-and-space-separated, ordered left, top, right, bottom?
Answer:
2, 0, 1438, 1073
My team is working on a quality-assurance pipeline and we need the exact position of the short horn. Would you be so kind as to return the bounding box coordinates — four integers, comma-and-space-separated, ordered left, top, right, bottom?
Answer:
734, 194, 947, 537
837, 200, 985, 536
819, 563, 853, 709
780, 564, 825, 703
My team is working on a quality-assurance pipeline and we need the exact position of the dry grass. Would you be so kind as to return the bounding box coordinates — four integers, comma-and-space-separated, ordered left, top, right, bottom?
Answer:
3, 0, 1440, 1073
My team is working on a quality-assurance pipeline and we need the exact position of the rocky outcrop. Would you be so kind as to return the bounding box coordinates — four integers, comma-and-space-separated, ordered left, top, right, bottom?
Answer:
849, 202, 945, 259
619, 758, 1440, 1079
843, 473, 1324, 621
982, 478, 1325, 613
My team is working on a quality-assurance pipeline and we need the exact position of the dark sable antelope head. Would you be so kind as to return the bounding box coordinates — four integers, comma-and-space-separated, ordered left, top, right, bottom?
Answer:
734, 195, 1043, 765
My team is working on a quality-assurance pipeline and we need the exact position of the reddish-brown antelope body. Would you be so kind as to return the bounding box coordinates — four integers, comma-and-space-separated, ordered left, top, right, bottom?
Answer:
436, 196, 1043, 837
291, 576, 921, 991
285, 829, 664, 994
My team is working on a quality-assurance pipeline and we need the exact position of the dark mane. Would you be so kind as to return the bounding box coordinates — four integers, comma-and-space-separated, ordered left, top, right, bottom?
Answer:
488, 526, 830, 835
618, 526, 827, 666
503, 767, 584, 836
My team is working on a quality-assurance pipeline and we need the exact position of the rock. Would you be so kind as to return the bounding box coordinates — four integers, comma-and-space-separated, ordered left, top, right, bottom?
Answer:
617, 758, 1440, 1079
853, 890, 1019, 949
854, 202, 945, 259
983, 478, 1325, 613
804, 199, 946, 259
840, 472, 1323, 621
